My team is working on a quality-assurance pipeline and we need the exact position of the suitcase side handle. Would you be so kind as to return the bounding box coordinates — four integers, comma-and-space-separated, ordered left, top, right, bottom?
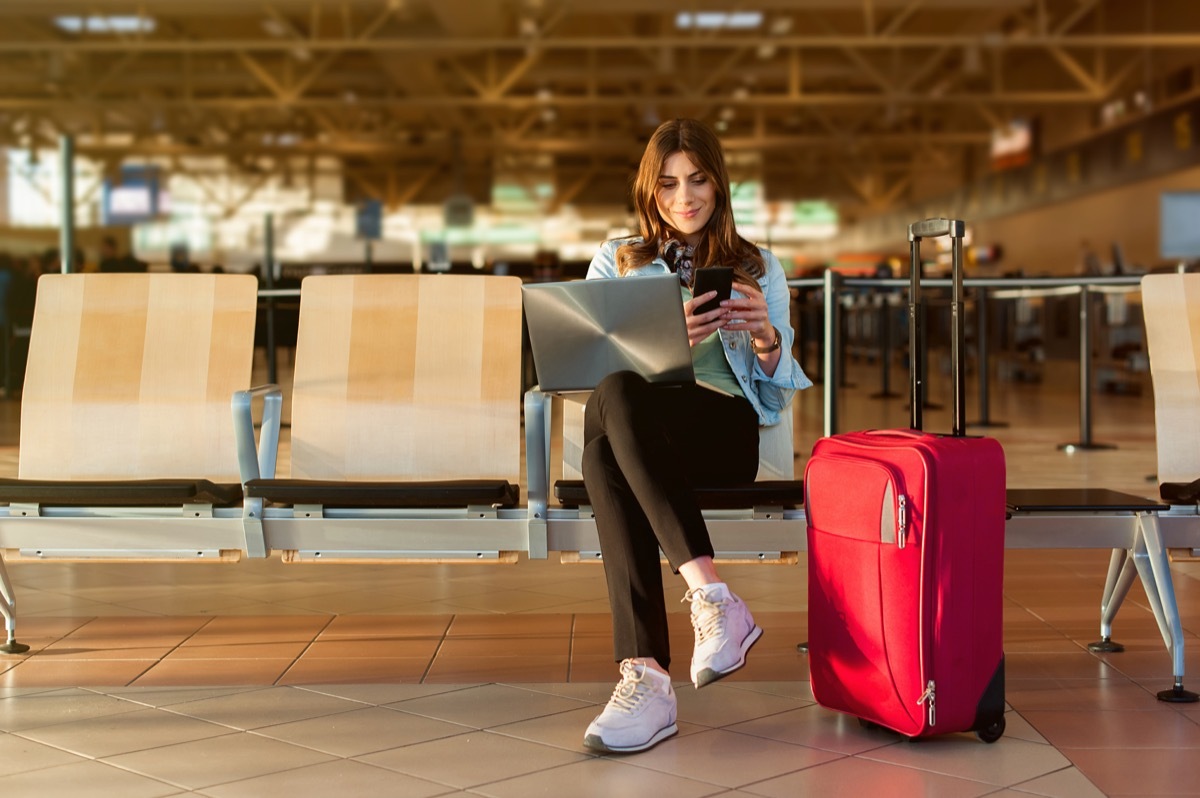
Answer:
862, 428, 927, 440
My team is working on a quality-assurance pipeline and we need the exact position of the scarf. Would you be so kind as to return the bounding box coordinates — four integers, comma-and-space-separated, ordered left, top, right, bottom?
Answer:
658, 238, 695, 289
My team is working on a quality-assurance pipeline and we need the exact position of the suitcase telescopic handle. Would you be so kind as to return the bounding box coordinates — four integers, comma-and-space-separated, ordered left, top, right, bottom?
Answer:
906, 218, 967, 437
908, 218, 966, 241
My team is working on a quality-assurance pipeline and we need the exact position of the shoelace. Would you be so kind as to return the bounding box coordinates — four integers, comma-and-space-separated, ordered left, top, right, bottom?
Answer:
605, 660, 654, 715
684, 588, 726, 645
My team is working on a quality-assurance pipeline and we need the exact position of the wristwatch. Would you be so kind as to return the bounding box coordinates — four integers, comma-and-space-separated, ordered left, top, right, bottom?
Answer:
752, 326, 781, 354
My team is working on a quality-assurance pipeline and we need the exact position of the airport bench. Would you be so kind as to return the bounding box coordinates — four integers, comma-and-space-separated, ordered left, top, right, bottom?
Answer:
0, 269, 1195, 705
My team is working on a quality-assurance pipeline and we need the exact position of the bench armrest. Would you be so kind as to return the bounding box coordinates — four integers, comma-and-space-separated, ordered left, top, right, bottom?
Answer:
232, 384, 283, 484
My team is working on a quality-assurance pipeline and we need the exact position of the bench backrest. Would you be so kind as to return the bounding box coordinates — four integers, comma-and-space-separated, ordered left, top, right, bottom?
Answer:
1142, 273, 1200, 485
289, 274, 524, 482
19, 273, 258, 481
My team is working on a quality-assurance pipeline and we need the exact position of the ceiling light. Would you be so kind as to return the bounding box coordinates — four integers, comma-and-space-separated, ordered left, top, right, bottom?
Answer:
676, 12, 763, 31
261, 18, 290, 37
54, 15, 156, 34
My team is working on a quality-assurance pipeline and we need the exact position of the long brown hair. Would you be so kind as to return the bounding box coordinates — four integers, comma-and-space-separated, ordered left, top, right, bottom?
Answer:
616, 118, 764, 286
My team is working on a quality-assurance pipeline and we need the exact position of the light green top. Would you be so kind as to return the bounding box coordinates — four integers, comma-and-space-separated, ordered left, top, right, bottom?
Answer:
684, 286, 746, 399
692, 330, 746, 398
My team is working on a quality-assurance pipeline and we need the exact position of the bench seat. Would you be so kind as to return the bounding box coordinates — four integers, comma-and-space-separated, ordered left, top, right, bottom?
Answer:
1006, 487, 1166, 514
553, 479, 803, 510
246, 478, 517, 509
1159, 480, 1200, 505
0, 479, 243, 508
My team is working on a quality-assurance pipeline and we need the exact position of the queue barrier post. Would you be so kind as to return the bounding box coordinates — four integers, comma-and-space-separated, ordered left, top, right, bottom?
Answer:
968, 285, 1008, 428
822, 269, 843, 437
1059, 283, 1117, 452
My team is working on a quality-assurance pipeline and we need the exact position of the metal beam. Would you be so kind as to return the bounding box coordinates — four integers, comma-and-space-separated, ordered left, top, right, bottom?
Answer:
70, 129, 988, 160
0, 91, 1106, 112
1048, 46, 1104, 96
81, 51, 141, 99
3, 33, 1200, 55
880, 0, 927, 37
1054, 0, 1105, 35
235, 52, 290, 101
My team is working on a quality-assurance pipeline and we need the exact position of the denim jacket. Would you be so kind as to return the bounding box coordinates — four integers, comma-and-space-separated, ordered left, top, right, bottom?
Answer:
586, 238, 812, 426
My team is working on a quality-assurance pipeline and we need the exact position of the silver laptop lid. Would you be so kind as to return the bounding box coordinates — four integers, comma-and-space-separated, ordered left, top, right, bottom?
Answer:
522, 274, 694, 393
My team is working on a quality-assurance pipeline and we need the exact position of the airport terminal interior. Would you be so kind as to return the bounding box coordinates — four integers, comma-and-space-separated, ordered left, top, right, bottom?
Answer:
2, 0, 1200, 795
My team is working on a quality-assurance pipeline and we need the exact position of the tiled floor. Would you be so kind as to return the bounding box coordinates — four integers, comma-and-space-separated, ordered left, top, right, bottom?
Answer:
0, 358, 1195, 796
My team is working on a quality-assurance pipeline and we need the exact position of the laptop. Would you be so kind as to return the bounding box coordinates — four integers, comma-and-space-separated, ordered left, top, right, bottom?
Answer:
522, 274, 695, 394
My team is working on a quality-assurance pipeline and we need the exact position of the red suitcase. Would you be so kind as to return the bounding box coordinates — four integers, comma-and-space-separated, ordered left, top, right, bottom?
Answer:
804, 218, 1007, 742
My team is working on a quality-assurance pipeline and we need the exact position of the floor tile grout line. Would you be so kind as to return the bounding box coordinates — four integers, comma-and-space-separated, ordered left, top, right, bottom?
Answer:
587, 734, 856, 792
271, 614, 337, 686
419, 614, 455, 684
4, 734, 206, 792
566, 613, 576, 682
1006, 763, 1105, 794
136, 614, 221, 679
93, 739, 318, 795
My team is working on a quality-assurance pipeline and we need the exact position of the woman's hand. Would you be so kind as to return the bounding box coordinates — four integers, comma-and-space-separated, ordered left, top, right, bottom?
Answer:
683, 290, 728, 347
723, 282, 774, 350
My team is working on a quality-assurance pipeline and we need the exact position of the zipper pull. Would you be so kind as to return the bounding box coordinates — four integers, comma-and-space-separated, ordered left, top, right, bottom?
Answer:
897, 495, 907, 549
916, 680, 936, 727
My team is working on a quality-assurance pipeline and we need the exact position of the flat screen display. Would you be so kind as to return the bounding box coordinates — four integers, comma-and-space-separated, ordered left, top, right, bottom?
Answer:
1161, 192, 1200, 259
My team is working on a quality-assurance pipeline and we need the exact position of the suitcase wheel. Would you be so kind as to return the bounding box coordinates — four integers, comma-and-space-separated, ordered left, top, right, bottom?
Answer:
976, 717, 1005, 744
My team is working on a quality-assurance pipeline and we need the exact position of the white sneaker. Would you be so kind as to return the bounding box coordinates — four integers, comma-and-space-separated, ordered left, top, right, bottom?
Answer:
685, 583, 763, 688
583, 659, 678, 754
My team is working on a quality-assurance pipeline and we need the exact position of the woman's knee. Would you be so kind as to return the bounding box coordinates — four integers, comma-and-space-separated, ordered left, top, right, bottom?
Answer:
585, 370, 649, 433
595, 370, 647, 397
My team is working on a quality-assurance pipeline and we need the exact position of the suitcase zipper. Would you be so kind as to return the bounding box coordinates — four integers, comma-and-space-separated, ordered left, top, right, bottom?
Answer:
917, 679, 936, 727
897, 494, 907, 549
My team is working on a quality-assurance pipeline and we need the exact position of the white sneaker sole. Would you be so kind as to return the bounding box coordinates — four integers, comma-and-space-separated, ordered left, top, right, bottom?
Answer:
693, 624, 763, 688
583, 722, 679, 754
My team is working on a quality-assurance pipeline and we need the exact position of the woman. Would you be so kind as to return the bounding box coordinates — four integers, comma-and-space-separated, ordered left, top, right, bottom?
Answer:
582, 118, 811, 754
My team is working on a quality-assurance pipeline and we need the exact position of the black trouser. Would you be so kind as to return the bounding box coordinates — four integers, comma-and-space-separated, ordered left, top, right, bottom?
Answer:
582, 371, 759, 670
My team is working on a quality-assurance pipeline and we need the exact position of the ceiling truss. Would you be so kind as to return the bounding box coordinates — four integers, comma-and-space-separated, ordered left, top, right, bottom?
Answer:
0, 0, 1196, 213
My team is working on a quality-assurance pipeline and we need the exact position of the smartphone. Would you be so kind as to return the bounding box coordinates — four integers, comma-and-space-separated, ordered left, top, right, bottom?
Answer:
692, 267, 733, 316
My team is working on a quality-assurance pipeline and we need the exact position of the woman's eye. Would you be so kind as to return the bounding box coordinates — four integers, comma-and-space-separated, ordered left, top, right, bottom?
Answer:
659, 182, 677, 190
691, 177, 707, 185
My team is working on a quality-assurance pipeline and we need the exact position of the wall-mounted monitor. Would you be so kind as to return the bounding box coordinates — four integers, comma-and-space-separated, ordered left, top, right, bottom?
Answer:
1160, 191, 1200, 260
103, 165, 167, 226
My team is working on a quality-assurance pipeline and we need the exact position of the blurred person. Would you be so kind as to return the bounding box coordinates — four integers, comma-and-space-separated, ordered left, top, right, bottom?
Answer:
98, 235, 147, 273
1079, 239, 1103, 276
